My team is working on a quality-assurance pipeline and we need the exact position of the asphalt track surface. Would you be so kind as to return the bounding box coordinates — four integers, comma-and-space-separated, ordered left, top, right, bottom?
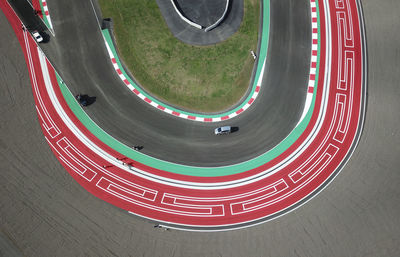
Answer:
22, 0, 311, 168
0, 0, 399, 256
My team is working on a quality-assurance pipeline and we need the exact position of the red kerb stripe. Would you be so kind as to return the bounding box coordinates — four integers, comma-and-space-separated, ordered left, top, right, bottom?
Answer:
236, 109, 244, 114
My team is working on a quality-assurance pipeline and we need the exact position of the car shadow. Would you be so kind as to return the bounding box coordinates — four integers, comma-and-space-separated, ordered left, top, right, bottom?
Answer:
39, 31, 50, 43
86, 95, 97, 106
231, 126, 239, 133
76, 94, 96, 107
133, 146, 144, 151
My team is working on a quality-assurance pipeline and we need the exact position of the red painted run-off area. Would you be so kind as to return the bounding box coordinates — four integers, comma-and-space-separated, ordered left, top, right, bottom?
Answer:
0, 0, 363, 228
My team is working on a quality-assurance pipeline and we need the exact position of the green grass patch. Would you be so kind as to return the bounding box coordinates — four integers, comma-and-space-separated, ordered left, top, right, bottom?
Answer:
98, 0, 260, 112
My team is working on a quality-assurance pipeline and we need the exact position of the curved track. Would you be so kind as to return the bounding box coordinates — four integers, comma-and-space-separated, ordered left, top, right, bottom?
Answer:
32, 0, 311, 167
1, 0, 400, 255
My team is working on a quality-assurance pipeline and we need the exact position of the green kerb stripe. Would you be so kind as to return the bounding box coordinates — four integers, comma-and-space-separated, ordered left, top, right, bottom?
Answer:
39, 3, 51, 30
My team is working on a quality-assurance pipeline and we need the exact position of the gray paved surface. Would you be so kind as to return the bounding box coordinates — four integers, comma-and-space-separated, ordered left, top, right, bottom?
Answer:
1, 0, 400, 256
156, 0, 243, 45
175, 0, 225, 27
8, 0, 45, 31
175, 0, 226, 27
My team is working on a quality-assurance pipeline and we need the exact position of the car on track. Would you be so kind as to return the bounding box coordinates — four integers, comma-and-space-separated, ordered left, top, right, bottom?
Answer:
32, 31, 43, 43
75, 94, 88, 106
214, 126, 232, 135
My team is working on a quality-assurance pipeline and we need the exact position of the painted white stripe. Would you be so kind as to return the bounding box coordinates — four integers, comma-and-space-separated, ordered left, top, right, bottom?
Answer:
164, 108, 173, 114
312, 55, 318, 62
150, 101, 159, 108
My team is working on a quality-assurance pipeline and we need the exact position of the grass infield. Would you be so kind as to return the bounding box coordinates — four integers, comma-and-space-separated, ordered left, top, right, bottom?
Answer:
98, 0, 260, 112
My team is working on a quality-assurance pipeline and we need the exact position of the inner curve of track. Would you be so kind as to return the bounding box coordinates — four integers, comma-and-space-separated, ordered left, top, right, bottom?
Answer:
37, 0, 311, 167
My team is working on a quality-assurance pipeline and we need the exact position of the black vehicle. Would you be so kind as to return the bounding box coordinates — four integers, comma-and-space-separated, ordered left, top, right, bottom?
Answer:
75, 94, 88, 107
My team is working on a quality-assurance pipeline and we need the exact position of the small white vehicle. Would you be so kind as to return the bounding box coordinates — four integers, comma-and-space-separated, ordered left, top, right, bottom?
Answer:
214, 126, 232, 135
32, 31, 43, 43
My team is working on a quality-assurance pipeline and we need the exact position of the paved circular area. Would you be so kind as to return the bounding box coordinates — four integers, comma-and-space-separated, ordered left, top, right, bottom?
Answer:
156, 0, 243, 45
175, 0, 226, 27
1, 0, 400, 256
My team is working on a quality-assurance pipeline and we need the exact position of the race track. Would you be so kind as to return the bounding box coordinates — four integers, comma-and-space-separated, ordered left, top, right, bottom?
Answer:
1, 0, 399, 256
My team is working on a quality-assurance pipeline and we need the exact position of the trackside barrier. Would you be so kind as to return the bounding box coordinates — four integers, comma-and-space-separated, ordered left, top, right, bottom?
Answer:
170, 0, 202, 29
205, 0, 230, 32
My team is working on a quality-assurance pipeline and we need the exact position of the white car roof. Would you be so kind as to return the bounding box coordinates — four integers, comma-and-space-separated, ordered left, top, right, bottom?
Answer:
32, 31, 43, 42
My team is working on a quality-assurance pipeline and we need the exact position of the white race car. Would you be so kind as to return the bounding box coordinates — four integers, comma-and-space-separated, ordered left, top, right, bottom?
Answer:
214, 126, 232, 135
32, 31, 43, 43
